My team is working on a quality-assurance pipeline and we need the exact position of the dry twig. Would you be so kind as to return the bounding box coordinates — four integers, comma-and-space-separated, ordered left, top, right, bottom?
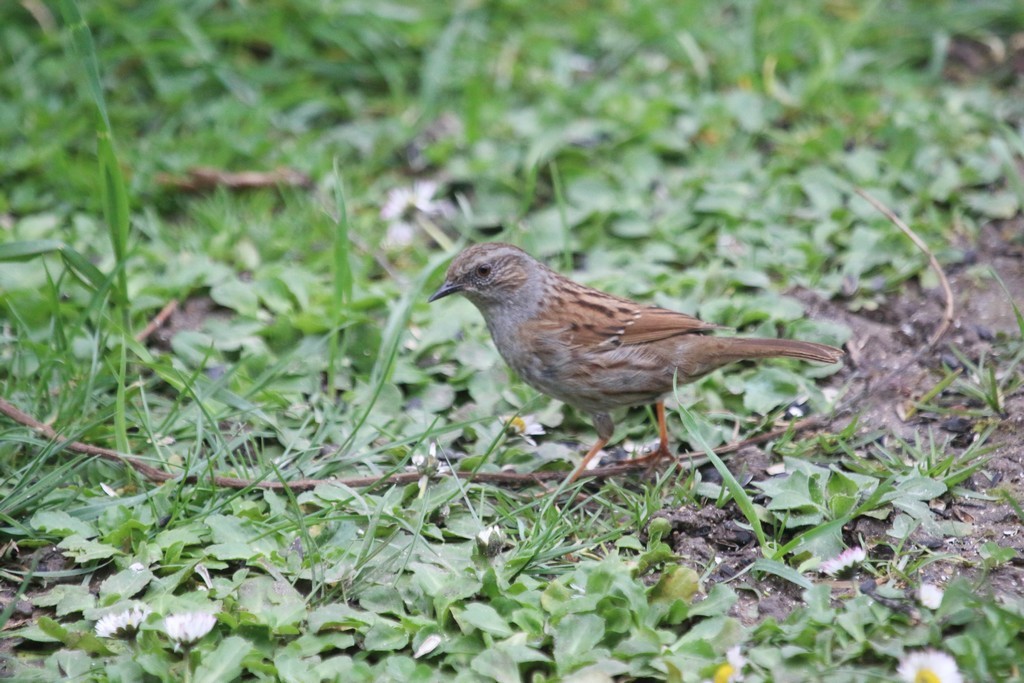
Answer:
0, 397, 829, 491
135, 299, 179, 342
854, 187, 955, 346
156, 167, 312, 193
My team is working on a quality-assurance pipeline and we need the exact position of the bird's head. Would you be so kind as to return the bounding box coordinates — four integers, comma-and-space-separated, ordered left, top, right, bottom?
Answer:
428, 243, 537, 309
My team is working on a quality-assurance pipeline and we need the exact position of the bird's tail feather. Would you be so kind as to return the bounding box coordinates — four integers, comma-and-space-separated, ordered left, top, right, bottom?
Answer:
711, 337, 844, 364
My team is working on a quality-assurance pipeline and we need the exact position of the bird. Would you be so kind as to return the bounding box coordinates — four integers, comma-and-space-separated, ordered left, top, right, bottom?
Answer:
428, 242, 844, 483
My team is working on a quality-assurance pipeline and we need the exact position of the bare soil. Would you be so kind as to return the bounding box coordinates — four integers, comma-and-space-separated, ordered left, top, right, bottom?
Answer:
659, 221, 1024, 625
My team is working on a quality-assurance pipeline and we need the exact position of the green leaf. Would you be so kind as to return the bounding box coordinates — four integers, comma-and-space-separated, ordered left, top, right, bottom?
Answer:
358, 585, 406, 617
210, 278, 261, 316
893, 476, 947, 500
828, 494, 858, 518
457, 603, 513, 637
964, 190, 1019, 219
470, 647, 521, 683
635, 540, 676, 577
37, 617, 69, 642
32, 585, 96, 617
275, 651, 319, 683
207, 542, 261, 561
411, 562, 483, 620
308, 604, 373, 633
553, 613, 604, 672
742, 366, 802, 414
70, 630, 116, 656
51, 650, 93, 678
751, 558, 814, 590
649, 566, 701, 604
362, 621, 408, 652
30, 510, 97, 538
235, 576, 307, 634
154, 526, 206, 550
99, 567, 154, 600
646, 517, 671, 546
57, 535, 121, 562
193, 636, 253, 683
37, 617, 113, 656
980, 542, 1017, 569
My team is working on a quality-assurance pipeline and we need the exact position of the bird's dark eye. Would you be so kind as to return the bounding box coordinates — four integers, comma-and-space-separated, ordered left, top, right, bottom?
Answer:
475, 264, 492, 278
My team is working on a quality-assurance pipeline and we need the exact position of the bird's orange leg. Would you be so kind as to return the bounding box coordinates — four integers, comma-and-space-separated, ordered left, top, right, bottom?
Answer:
562, 412, 616, 485
655, 401, 672, 461
639, 401, 675, 477
565, 437, 610, 484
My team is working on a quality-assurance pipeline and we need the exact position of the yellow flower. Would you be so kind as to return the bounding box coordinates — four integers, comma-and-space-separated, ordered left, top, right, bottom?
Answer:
505, 415, 545, 446
712, 663, 736, 683
709, 646, 745, 683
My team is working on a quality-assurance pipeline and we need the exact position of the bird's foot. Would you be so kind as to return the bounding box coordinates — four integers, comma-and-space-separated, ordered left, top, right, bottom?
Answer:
653, 444, 675, 462
631, 441, 673, 464
641, 445, 675, 478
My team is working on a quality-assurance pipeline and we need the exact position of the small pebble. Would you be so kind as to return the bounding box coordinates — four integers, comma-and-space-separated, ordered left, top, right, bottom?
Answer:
941, 416, 973, 434
972, 324, 994, 342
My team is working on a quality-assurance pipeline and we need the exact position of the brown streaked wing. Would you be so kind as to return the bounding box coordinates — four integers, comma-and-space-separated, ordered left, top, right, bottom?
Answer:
525, 301, 720, 350
617, 306, 722, 345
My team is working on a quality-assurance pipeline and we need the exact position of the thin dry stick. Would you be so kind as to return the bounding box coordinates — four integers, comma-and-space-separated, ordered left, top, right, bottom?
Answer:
0, 397, 826, 491
155, 167, 312, 192
135, 299, 179, 342
854, 188, 955, 346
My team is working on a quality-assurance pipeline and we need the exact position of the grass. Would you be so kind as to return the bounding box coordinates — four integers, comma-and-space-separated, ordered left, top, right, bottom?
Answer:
2, 0, 1024, 681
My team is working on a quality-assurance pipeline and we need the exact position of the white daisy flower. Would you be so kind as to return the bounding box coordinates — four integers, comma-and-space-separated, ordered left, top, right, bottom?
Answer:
380, 181, 451, 220
505, 415, 545, 446
384, 220, 417, 247
918, 583, 944, 610
412, 441, 441, 476
380, 187, 415, 221
164, 612, 217, 648
380, 181, 454, 247
897, 650, 963, 683
819, 546, 867, 577
95, 605, 151, 639
146, 433, 176, 447
475, 525, 506, 558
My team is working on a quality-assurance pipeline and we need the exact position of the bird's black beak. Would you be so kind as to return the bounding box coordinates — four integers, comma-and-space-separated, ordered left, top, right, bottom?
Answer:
428, 281, 461, 302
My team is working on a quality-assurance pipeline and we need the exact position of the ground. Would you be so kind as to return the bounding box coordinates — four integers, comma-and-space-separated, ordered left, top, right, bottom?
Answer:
2, 3, 1024, 681
659, 220, 1024, 625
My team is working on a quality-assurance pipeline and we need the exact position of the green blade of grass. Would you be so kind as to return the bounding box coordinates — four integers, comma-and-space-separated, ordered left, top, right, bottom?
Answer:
673, 400, 769, 552
551, 160, 572, 272
60, 0, 133, 454
329, 161, 353, 400
338, 250, 453, 458
0, 239, 65, 260
751, 557, 815, 590
57, 0, 109, 130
